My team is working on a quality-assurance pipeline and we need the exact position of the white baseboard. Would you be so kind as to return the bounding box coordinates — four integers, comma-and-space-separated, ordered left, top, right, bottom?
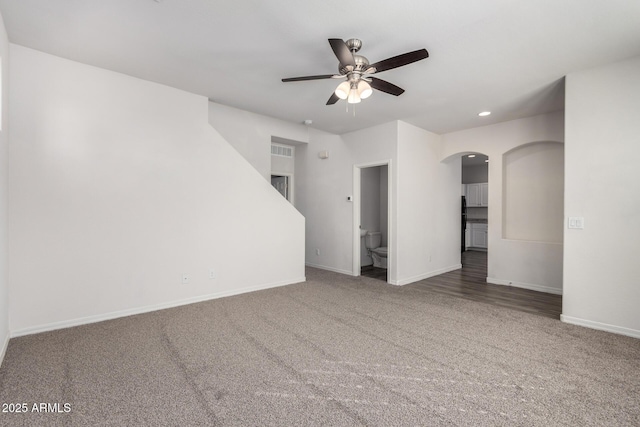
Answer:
487, 277, 563, 295
10, 276, 306, 338
561, 315, 640, 339
393, 264, 462, 286
305, 262, 354, 276
0, 330, 9, 368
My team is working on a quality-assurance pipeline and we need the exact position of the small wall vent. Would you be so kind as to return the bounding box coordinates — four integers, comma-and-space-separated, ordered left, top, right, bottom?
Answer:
271, 144, 293, 158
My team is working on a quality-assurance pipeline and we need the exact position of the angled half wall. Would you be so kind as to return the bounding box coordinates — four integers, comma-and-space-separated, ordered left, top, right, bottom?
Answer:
8, 44, 304, 336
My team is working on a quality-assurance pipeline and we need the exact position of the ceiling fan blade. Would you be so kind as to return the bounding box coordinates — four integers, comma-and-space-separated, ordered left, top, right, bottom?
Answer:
326, 92, 340, 105
282, 74, 337, 82
369, 49, 429, 73
369, 77, 405, 96
328, 38, 356, 67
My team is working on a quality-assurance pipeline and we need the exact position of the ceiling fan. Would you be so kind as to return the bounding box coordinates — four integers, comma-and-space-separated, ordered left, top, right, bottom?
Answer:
282, 38, 429, 105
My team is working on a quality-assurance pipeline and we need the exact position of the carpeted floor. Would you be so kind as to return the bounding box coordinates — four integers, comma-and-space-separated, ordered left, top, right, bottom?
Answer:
1, 267, 639, 426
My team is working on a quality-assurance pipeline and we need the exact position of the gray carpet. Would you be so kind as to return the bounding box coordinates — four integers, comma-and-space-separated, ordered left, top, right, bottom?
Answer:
1, 267, 639, 426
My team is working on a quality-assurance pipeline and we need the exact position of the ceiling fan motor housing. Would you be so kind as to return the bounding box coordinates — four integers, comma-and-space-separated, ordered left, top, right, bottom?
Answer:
339, 39, 371, 77
339, 56, 370, 76
345, 38, 362, 52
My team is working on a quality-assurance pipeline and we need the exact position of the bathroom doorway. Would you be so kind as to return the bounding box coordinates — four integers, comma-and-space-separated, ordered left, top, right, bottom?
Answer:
353, 161, 392, 283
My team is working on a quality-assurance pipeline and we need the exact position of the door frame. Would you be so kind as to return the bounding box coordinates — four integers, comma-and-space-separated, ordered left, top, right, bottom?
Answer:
352, 160, 393, 284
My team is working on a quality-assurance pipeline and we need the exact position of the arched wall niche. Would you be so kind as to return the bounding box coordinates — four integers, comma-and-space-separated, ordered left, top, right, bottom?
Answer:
502, 141, 564, 243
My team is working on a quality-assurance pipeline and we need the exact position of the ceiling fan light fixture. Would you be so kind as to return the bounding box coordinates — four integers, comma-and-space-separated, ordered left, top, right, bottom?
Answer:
357, 81, 372, 99
347, 89, 361, 104
335, 81, 350, 99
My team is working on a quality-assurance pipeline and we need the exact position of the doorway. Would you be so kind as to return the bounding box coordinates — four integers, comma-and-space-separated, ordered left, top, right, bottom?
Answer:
353, 161, 392, 283
461, 153, 489, 269
270, 174, 293, 203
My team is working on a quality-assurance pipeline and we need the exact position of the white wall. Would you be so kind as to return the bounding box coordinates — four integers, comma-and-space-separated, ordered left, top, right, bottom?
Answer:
8, 45, 305, 335
563, 55, 640, 338
298, 120, 461, 286
299, 122, 397, 276
0, 11, 9, 363
396, 121, 460, 285
203, 106, 404, 281
343, 122, 399, 279
442, 112, 565, 294
208, 102, 309, 180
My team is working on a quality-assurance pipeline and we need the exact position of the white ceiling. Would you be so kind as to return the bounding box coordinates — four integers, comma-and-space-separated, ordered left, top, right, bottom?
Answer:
1, 0, 639, 135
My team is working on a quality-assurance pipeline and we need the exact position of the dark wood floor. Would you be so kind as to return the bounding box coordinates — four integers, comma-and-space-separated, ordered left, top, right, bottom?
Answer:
418, 251, 562, 319
361, 264, 388, 281
361, 251, 562, 319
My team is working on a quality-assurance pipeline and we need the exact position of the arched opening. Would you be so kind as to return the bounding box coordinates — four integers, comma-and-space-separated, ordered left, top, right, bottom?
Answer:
436, 147, 562, 318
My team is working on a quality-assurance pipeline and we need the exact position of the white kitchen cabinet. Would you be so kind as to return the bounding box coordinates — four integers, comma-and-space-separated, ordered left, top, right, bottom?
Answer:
465, 183, 488, 207
466, 183, 480, 206
480, 182, 488, 206
470, 223, 487, 248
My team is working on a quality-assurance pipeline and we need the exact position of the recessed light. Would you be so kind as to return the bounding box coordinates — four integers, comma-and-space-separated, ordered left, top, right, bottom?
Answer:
478, 111, 491, 117
468, 154, 476, 158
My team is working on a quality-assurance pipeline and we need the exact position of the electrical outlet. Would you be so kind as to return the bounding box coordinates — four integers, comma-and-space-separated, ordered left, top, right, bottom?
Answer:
568, 217, 584, 229
181, 274, 190, 284
316, 249, 320, 255
209, 269, 216, 279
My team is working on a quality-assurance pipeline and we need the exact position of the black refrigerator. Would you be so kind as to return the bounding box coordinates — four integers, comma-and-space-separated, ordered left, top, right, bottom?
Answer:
461, 196, 467, 253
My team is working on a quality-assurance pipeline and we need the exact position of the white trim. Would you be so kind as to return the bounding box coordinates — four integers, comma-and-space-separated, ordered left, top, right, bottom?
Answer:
305, 262, 353, 276
10, 277, 306, 338
487, 277, 562, 295
352, 166, 361, 276
561, 315, 640, 339
0, 331, 9, 367
393, 264, 462, 286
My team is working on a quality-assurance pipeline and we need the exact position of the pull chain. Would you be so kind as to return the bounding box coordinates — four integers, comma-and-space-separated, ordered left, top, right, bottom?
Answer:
345, 101, 357, 117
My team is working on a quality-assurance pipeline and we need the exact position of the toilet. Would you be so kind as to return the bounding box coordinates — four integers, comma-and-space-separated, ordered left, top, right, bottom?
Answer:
364, 231, 388, 269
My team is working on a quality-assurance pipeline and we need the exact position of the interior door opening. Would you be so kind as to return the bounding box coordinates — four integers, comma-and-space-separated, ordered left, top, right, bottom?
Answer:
271, 174, 292, 203
461, 152, 488, 271
353, 161, 391, 284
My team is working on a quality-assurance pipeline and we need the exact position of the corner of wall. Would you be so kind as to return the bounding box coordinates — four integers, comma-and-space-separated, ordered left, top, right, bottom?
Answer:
0, 7, 11, 367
